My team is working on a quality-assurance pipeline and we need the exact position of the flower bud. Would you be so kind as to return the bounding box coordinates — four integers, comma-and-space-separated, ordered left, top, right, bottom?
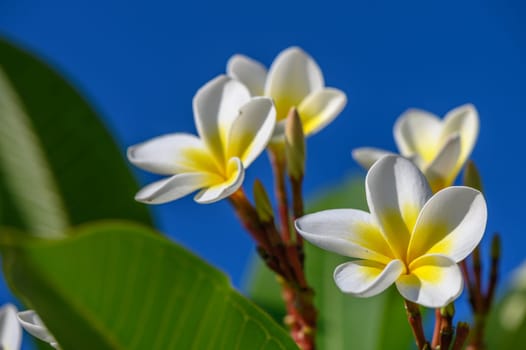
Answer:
253, 180, 274, 223
285, 107, 305, 180
440, 303, 455, 318
463, 160, 483, 192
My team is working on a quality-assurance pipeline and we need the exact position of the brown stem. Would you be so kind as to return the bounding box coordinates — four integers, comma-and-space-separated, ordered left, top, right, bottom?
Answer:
431, 309, 442, 348
485, 234, 500, 311
404, 300, 429, 350
268, 147, 292, 243
453, 323, 470, 350
459, 260, 477, 310
440, 307, 454, 350
282, 281, 317, 350
472, 246, 484, 310
229, 188, 316, 349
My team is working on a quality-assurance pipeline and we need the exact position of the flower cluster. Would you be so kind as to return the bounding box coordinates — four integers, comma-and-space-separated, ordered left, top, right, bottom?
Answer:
128, 45, 489, 349
129, 47, 346, 204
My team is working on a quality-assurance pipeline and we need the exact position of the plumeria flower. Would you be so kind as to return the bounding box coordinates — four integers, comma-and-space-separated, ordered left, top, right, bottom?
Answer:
227, 46, 347, 140
128, 75, 276, 204
295, 155, 487, 307
352, 104, 479, 192
0, 304, 21, 350
17, 310, 60, 349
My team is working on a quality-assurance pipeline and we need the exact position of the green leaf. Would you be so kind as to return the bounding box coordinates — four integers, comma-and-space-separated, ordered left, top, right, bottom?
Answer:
0, 38, 152, 237
486, 262, 526, 349
247, 177, 413, 350
2, 222, 298, 350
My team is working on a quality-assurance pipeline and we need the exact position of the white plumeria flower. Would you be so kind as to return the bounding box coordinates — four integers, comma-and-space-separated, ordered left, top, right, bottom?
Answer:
0, 304, 21, 350
227, 46, 347, 140
128, 75, 276, 204
353, 104, 479, 192
17, 310, 60, 349
295, 155, 487, 308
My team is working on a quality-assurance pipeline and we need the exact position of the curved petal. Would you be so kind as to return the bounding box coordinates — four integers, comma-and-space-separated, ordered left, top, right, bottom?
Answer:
265, 47, 324, 120
352, 147, 395, 169
135, 172, 218, 204
17, 310, 59, 348
396, 254, 463, 308
423, 134, 461, 192
394, 109, 442, 163
127, 133, 217, 175
295, 209, 394, 264
0, 304, 21, 350
194, 157, 245, 204
407, 186, 487, 262
441, 104, 479, 173
297, 88, 347, 136
334, 259, 404, 297
226, 54, 267, 96
366, 155, 432, 259
193, 75, 251, 161
226, 97, 276, 167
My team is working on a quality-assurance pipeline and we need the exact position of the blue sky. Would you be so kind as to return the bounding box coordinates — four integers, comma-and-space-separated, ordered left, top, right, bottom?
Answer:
1, 0, 525, 330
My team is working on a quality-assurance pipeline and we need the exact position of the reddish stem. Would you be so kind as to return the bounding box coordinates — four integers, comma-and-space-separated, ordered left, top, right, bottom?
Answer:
431, 309, 442, 348
404, 300, 429, 350
269, 147, 292, 242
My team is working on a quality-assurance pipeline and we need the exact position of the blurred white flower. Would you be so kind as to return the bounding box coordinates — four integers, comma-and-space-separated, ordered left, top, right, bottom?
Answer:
17, 310, 59, 349
353, 104, 479, 192
0, 304, 21, 350
295, 155, 487, 307
227, 46, 347, 140
128, 75, 276, 204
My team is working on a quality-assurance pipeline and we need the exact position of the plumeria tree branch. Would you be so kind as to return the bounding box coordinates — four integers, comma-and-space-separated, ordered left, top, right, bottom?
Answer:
404, 300, 429, 350
461, 160, 501, 350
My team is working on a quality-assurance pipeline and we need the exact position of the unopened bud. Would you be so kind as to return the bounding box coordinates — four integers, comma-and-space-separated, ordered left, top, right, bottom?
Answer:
463, 160, 483, 193
440, 303, 455, 318
491, 234, 501, 260
253, 180, 274, 222
285, 107, 305, 180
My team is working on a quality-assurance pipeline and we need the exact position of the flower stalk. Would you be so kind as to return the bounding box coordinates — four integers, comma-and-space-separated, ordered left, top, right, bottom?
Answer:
404, 300, 429, 350
229, 185, 316, 349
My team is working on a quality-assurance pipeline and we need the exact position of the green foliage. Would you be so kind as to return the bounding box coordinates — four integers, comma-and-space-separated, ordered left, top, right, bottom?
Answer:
1, 222, 299, 350
486, 263, 526, 349
0, 38, 152, 237
247, 177, 413, 349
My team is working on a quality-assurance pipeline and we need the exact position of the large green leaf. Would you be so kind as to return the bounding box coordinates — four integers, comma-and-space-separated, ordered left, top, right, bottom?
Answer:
1, 222, 298, 350
247, 177, 413, 349
0, 37, 151, 237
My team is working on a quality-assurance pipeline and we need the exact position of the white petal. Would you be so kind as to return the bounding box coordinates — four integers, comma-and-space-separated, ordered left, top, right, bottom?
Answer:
226, 97, 276, 167
0, 304, 21, 350
334, 259, 404, 297
295, 209, 394, 264
265, 47, 324, 120
423, 134, 461, 192
396, 254, 463, 308
226, 54, 267, 96
407, 186, 487, 262
194, 157, 245, 204
135, 173, 217, 204
17, 310, 58, 347
297, 88, 347, 136
127, 133, 216, 175
352, 147, 395, 169
394, 109, 442, 163
193, 75, 251, 161
441, 104, 479, 174
366, 155, 432, 259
